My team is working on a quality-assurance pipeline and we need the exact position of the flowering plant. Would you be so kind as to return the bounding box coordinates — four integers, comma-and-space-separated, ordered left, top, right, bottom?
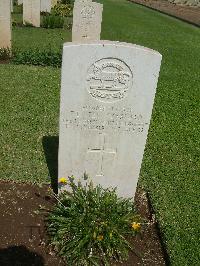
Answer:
46, 175, 144, 265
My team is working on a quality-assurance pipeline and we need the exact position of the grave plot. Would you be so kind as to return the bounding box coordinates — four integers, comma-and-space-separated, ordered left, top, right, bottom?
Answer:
0, 0, 199, 265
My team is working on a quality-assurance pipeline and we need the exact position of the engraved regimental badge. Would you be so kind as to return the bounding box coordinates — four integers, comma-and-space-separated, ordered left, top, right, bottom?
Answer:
86, 58, 133, 103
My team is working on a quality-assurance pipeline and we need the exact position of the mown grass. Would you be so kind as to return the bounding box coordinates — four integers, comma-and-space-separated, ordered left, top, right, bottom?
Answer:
12, 6, 71, 52
0, 65, 60, 184
13, 27, 70, 52
1, 0, 200, 265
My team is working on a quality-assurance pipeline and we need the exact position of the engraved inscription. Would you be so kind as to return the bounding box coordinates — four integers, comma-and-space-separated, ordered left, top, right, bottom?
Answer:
79, 6, 95, 38
81, 6, 95, 19
62, 105, 147, 134
86, 58, 133, 103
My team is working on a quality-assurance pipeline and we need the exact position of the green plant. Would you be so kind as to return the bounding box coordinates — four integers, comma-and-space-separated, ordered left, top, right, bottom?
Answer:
13, 3, 22, 14
52, 3, 73, 17
42, 15, 64, 29
0, 48, 11, 60
12, 19, 23, 27
12, 48, 62, 67
46, 176, 143, 265
60, 0, 75, 5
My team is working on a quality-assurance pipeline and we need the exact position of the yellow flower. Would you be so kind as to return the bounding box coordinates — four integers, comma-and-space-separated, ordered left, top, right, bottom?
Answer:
97, 235, 104, 241
131, 222, 141, 231
59, 177, 68, 184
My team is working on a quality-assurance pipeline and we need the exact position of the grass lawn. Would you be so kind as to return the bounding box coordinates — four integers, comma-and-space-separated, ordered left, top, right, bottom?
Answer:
13, 27, 71, 52
0, 65, 60, 184
1, 0, 200, 265
12, 6, 72, 52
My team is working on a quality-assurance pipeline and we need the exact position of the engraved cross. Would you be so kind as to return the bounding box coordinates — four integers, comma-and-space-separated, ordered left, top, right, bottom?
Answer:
87, 134, 116, 177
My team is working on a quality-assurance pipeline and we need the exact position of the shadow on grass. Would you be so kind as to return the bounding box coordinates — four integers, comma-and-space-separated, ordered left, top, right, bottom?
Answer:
0, 245, 44, 266
42, 136, 59, 194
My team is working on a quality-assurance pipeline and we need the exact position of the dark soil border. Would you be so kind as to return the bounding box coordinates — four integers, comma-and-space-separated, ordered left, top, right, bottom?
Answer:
129, 0, 200, 27
0, 180, 166, 265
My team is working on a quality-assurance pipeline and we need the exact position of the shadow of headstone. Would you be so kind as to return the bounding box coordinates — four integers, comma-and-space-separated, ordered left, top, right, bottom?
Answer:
0, 245, 44, 266
42, 136, 59, 193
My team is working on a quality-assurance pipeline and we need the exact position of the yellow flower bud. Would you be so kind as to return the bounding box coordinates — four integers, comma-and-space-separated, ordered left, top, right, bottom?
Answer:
131, 222, 141, 231
59, 177, 68, 184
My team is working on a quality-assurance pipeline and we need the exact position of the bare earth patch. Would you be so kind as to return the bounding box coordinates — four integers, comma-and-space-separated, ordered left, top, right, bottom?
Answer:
0, 181, 165, 265
129, 0, 200, 26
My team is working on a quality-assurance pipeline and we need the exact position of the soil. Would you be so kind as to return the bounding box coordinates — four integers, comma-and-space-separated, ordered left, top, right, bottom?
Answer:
0, 180, 166, 266
129, 0, 200, 26
0, 60, 10, 64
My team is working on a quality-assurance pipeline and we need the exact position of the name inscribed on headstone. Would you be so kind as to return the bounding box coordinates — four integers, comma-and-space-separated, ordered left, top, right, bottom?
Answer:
62, 105, 146, 134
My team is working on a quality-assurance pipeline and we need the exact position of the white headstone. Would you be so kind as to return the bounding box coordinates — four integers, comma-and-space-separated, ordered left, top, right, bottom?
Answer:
18, 0, 23, 4
23, 0, 40, 27
58, 41, 162, 198
41, 0, 51, 13
72, 1, 103, 42
0, 0, 11, 49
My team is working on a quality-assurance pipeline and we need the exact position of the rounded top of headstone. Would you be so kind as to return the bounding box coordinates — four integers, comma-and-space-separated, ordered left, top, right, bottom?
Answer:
63, 40, 162, 58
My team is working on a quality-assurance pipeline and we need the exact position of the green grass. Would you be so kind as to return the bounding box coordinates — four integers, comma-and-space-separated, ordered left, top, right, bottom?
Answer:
0, 65, 60, 183
13, 27, 70, 52
12, 10, 72, 52
1, 0, 200, 265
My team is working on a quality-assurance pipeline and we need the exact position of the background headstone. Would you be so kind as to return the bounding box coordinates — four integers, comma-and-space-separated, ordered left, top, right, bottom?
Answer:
0, 0, 11, 49
23, 0, 40, 27
72, 0, 103, 42
41, 0, 51, 13
58, 41, 162, 198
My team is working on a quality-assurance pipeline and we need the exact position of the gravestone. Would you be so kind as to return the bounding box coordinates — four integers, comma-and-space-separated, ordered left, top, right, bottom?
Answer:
23, 0, 40, 27
58, 41, 162, 198
0, 0, 11, 49
72, 0, 103, 42
41, 0, 51, 13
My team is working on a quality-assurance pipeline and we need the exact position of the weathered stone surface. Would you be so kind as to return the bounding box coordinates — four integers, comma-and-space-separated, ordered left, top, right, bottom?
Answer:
58, 41, 162, 198
41, 0, 51, 12
0, 0, 11, 49
72, 1, 103, 42
23, 0, 40, 27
